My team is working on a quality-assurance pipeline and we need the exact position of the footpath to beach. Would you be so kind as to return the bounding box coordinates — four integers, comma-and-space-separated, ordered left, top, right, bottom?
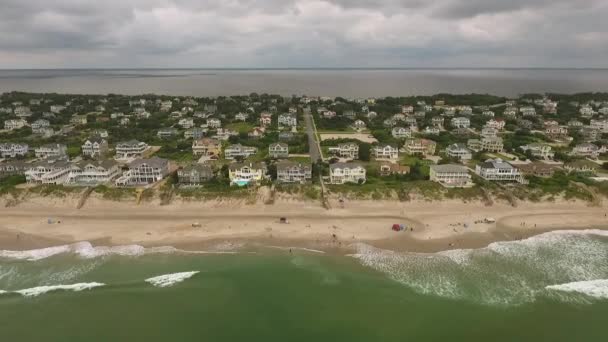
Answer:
1, 195, 608, 253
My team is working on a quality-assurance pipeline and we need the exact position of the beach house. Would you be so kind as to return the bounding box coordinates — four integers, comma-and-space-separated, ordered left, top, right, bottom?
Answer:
269, 143, 289, 159
178, 118, 195, 129
206, 118, 222, 129
445, 143, 472, 161
228, 162, 267, 186
373, 144, 399, 161
520, 143, 555, 159
276, 161, 312, 184
115, 158, 170, 186
25, 159, 72, 185
224, 144, 257, 160
329, 163, 366, 185
429, 164, 472, 187
468, 137, 504, 153
451, 117, 470, 129
184, 128, 206, 140
0, 143, 29, 158
81, 136, 109, 158
177, 165, 214, 186
115, 140, 149, 159
157, 128, 178, 139
378, 162, 410, 176
475, 159, 526, 183
31, 119, 50, 134
4, 119, 27, 131
570, 143, 604, 159
192, 138, 221, 157
259, 113, 272, 127
278, 113, 297, 128
545, 125, 568, 140
35, 144, 68, 160
66, 160, 121, 185
403, 138, 436, 156
392, 127, 412, 139
330, 143, 359, 160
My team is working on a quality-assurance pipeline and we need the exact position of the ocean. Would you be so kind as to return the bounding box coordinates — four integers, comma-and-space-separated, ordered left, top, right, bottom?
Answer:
1, 230, 607, 341
1, 69, 608, 98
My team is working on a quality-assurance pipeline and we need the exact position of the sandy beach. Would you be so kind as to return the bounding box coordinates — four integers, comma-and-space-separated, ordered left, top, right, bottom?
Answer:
1, 194, 607, 253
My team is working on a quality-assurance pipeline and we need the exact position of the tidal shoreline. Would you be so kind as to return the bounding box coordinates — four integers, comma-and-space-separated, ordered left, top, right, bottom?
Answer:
2, 196, 608, 254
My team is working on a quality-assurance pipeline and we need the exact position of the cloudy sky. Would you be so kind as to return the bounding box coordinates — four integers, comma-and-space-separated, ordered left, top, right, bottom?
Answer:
1, 0, 607, 68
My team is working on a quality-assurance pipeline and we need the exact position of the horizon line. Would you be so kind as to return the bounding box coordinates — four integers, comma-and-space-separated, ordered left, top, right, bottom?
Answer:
1, 67, 608, 71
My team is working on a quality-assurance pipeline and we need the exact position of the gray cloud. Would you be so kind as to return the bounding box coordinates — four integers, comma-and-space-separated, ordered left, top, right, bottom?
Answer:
0, 0, 606, 68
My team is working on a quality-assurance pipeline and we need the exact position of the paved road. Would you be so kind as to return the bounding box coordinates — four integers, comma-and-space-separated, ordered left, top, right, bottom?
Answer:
303, 108, 322, 163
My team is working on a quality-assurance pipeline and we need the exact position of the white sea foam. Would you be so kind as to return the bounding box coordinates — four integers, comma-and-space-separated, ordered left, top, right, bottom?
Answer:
145, 271, 199, 288
350, 229, 608, 306
267, 245, 325, 254
0, 290, 8, 295
14, 282, 105, 297
0, 241, 250, 261
546, 279, 608, 300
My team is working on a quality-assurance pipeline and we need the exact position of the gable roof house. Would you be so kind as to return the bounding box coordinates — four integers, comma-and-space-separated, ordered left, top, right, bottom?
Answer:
520, 143, 555, 160
373, 144, 399, 161
402, 138, 436, 156
269, 143, 289, 159
451, 117, 470, 129
278, 113, 297, 128
445, 143, 472, 161
65, 160, 121, 186
329, 143, 359, 160
31, 119, 50, 134
178, 118, 195, 129
378, 162, 410, 176
475, 159, 526, 183
4, 119, 28, 131
115, 140, 149, 159
81, 136, 109, 158
157, 128, 178, 139
430, 164, 472, 188
276, 161, 313, 184
329, 163, 366, 185
34, 144, 68, 160
115, 158, 170, 187
228, 162, 267, 186
192, 138, 221, 157
224, 144, 258, 160
25, 159, 72, 185
570, 143, 605, 159
392, 127, 412, 139
0, 143, 29, 158
177, 165, 214, 186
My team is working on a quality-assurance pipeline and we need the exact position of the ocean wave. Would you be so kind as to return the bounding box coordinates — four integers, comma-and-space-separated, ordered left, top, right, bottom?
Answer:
546, 279, 608, 300
0, 241, 248, 261
351, 229, 608, 306
267, 246, 326, 254
145, 271, 200, 288
14, 282, 105, 297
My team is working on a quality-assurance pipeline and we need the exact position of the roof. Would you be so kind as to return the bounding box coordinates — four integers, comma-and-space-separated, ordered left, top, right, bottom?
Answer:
117, 139, 143, 146
330, 162, 364, 170
431, 164, 469, 173
179, 164, 213, 173
86, 135, 106, 144
270, 142, 288, 148
228, 161, 266, 171
75, 159, 117, 169
276, 160, 312, 172
129, 157, 168, 169
479, 159, 515, 170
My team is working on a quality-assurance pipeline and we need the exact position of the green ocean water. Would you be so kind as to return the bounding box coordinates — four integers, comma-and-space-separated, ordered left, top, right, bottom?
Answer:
1, 230, 608, 341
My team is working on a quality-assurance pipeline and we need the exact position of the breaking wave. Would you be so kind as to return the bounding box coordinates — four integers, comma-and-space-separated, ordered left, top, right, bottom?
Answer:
145, 271, 200, 288
351, 229, 608, 306
0, 241, 244, 261
546, 279, 608, 300
11, 282, 105, 297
